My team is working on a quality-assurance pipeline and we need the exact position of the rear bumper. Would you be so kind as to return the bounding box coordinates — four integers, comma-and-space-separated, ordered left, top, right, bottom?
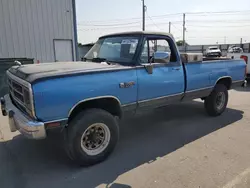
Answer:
242, 80, 248, 87
1, 95, 46, 139
206, 52, 221, 57
231, 80, 247, 88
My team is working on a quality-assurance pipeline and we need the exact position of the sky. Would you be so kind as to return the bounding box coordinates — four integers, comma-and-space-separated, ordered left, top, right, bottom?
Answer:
75, 0, 250, 45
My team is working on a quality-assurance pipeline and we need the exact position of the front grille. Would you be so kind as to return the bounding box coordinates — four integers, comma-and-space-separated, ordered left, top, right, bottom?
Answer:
8, 76, 32, 116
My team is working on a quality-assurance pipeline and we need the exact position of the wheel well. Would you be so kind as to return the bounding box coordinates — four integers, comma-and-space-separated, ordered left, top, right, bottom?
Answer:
68, 98, 122, 123
216, 77, 232, 90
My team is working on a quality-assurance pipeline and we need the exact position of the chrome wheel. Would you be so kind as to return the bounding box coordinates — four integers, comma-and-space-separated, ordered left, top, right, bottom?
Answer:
215, 92, 226, 110
81, 123, 111, 156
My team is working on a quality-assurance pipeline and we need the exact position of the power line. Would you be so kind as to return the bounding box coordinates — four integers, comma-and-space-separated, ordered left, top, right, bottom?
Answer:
145, 9, 162, 30
77, 21, 250, 31
186, 24, 250, 28
77, 24, 142, 31
79, 13, 182, 24
186, 10, 250, 15
171, 23, 182, 32
77, 21, 141, 27
78, 15, 179, 25
78, 19, 250, 29
187, 36, 250, 39
77, 10, 250, 24
185, 19, 250, 23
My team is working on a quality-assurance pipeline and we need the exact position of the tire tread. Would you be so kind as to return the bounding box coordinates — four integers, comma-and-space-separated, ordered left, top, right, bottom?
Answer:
65, 108, 119, 166
204, 84, 228, 116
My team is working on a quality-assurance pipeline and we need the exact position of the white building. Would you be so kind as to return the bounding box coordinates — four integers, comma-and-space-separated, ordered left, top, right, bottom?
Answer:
0, 0, 78, 63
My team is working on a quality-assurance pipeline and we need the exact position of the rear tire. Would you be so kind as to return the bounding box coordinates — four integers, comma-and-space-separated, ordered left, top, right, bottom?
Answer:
65, 109, 119, 166
204, 84, 228, 116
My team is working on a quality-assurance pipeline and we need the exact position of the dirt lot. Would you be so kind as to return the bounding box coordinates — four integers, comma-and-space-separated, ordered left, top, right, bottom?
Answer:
0, 86, 250, 188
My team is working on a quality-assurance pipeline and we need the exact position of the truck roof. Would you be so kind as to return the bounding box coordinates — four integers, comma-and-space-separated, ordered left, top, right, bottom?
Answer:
100, 31, 174, 39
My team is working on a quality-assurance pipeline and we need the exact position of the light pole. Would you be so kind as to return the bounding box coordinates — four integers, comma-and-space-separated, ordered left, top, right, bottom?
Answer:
142, 0, 145, 31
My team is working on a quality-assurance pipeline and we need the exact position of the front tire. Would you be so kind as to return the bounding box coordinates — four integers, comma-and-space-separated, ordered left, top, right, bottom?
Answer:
204, 84, 228, 116
65, 109, 119, 166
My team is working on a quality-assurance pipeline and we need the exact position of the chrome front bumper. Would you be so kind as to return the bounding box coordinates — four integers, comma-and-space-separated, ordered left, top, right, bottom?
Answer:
1, 95, 46, 139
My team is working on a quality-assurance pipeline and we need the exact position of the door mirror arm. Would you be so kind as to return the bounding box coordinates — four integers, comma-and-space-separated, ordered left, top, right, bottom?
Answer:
144, 63, 153, 74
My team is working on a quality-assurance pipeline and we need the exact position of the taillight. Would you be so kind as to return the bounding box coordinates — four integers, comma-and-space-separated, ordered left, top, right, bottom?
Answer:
240, 55, 248, 64
241, 55, 248, 78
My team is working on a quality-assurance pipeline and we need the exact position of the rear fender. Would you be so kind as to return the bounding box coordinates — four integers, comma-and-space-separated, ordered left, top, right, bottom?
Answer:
215, 76, 232, 90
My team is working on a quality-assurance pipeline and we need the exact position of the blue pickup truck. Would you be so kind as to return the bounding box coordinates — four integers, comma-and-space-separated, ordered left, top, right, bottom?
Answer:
1, 31, 247, 166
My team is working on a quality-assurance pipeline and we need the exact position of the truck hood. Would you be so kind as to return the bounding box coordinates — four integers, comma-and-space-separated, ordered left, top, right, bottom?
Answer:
8, 61, 130, 83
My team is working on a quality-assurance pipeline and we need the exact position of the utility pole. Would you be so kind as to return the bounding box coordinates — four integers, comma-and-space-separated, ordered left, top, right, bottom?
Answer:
224, 36, 226, 44
142, 0, 145, 31
183, 13, 186, 50
169, 22, 171, 33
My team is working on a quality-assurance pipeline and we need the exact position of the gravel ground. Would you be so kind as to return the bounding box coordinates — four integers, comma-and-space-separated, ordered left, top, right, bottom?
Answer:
0, 86, 250, 188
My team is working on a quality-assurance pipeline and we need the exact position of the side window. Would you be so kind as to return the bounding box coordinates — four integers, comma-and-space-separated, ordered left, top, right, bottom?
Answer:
140, 37, 177, 64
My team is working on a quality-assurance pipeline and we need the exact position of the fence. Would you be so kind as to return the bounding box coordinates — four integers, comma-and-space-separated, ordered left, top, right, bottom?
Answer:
78, 43, 250, 59
179, 43, 250, 56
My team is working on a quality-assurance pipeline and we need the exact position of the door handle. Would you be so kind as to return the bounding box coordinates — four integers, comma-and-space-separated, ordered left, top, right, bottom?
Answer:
172, 67, 181, 71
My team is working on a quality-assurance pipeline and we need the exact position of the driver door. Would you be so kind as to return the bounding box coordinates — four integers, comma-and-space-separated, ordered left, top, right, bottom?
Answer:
136, 35, 185, 108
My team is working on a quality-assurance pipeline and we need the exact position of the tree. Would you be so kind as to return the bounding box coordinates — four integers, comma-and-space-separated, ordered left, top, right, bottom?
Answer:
176, 40, 189, 46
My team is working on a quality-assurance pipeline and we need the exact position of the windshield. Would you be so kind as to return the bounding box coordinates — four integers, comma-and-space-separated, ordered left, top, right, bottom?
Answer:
209, 47, 219, 50
84, 36, 140, 65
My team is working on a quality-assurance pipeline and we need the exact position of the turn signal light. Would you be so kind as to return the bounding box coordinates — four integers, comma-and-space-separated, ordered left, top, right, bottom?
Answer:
240, 55, 248, 78
45, 122, 60, 128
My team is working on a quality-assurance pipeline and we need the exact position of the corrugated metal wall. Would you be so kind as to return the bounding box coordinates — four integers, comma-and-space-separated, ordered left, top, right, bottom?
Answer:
0, 0, 76, 62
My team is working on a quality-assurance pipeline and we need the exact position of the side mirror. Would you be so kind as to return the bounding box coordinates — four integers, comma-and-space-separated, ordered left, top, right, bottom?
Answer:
153, 51, 170, 63
144, 51, 170, 74
145, 64, 153, 74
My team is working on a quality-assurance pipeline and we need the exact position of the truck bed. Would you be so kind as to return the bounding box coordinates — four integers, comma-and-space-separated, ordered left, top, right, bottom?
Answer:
202, 57, 232, 61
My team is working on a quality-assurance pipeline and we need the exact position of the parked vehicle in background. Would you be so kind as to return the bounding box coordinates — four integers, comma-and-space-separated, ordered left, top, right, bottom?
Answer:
205, 46, 222, 57
228, 45, 243, 53
1, 31, 247, 166
227, 52, 250, 79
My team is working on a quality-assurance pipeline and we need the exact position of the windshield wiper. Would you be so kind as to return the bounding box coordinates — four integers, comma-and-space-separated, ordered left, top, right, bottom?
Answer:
92, 57, 114, 65
91, 57, 107, 62
82, 57, 91, 62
